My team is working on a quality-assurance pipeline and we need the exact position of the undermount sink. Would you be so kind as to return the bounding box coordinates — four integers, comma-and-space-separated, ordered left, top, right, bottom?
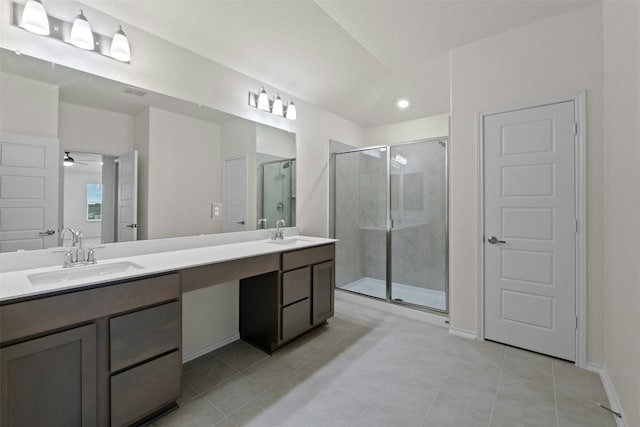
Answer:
266, 237, 313, 246
28, 261, 144, 286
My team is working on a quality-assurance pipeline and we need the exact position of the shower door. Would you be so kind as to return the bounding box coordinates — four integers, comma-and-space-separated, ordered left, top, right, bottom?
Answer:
333, 139, 448, 313
389, 141, 447, 312
333, 147, 389, 300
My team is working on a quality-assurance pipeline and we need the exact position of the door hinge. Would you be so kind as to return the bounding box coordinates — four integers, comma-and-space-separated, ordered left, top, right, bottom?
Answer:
574, 219, 578, 233
575, 316, 579, 329
574, 122, 578, 136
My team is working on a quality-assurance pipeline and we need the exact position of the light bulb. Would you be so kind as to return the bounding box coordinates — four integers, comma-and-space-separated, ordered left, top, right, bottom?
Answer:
70, 10, 94, 50
257, 87, 270, 112
20, 0, 49, 35
397, 99, 410, 109
285, 100, 296, 120
110, 25, 131, 62
272, 93, 284, 116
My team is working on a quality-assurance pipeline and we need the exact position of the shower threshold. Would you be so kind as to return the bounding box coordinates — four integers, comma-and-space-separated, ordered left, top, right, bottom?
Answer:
339, 277, 446, 311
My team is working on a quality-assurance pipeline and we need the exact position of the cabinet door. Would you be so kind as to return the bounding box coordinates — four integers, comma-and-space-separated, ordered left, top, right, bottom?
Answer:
312, 261, 334, 325
0, 324, 97, 427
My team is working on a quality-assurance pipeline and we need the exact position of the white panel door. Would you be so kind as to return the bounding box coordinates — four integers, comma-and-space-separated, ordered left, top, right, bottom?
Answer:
117, 150, 138, 242
484, 101, 576, 361
223, 157, 247, 232
0, 133, 59, 252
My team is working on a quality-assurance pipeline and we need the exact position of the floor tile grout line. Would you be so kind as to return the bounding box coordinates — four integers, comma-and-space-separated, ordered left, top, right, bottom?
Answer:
552, 360, 560, 427
487, 349, 507, 427
417, 344, 462, 426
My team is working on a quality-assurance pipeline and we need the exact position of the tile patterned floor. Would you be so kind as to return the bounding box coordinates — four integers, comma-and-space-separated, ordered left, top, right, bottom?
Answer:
153, 297, 617, 427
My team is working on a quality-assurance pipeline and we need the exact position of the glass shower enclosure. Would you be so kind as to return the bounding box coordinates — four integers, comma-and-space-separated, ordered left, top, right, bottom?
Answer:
259, 158, 296, 229
332, 138, 448, 313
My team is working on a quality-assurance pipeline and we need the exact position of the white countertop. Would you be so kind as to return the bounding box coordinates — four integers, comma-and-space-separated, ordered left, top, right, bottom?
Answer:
0, 235, 336, 303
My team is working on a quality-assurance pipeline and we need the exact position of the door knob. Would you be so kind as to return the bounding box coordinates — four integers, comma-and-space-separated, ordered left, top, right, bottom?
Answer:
488, 236, 506, 244
38, 229, 56, 236
236, 220, 246, 225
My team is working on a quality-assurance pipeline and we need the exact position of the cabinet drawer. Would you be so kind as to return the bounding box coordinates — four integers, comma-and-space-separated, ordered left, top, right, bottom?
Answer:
281, 244, 334, 271
110, 301, 181, 372
281, 298, 311, 342
110, 350, 181, 427
1, 272, 180, 343
282, 267, 310, 306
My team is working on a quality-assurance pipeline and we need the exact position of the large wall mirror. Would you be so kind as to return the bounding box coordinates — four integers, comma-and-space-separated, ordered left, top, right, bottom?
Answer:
0, 48, 296, 252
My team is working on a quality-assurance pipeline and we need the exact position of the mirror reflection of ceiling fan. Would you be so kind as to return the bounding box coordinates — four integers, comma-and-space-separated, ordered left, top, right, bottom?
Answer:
63, 151, 100, 167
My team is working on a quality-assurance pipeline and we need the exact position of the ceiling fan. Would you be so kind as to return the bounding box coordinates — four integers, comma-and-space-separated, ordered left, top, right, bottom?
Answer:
63, 151, 98, 167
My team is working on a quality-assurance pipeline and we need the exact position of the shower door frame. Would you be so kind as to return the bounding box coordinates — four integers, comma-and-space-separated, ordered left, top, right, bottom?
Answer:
330, 137, 449, 315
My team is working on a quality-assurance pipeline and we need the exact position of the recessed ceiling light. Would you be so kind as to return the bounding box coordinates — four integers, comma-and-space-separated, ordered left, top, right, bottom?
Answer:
397, 99, 410, 109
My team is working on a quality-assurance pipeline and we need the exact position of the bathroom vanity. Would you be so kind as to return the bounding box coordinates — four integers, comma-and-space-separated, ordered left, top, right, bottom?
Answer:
0, 236, 335, 427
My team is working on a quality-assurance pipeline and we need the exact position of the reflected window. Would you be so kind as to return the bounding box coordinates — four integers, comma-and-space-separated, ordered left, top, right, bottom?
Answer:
87, 183, 102, 221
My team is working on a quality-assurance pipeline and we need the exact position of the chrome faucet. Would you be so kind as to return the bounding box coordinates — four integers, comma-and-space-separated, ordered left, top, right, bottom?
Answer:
61, 227, 80, 247
275, 219, 286, 240
258, 218, 267, 229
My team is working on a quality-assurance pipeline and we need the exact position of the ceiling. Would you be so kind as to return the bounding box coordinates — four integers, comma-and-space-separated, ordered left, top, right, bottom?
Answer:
78, 1, 592, 127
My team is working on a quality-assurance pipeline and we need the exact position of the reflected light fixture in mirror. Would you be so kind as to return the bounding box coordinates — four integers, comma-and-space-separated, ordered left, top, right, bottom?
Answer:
110, 25, 131, 62
70, 9, 94, 50
20, 0, 49, 35
397, 98, 410, 109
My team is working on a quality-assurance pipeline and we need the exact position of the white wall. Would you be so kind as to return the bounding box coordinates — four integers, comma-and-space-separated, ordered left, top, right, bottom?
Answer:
364, 114, 449, 146
450, 4, 605, 364
58, 102, 134, 156
256, 123, 296, 159
0, 72, 58, 137
145, 107, 222, 239
62, 170, 102, 244
602, 2, 640, 426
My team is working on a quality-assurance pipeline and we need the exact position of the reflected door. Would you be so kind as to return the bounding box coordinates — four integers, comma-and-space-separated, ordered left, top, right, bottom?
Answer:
334, 147, 388, 300
389, 141, 447, 311
0, 133, 60, 252
223, 157, 247, 232
117, 150, 138, 242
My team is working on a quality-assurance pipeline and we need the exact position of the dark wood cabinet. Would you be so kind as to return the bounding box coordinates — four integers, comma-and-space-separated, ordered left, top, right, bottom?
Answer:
240, 243, 335, 353
312, 260, 334, 325
0, 272, 181, 427
0, 324, 97, 427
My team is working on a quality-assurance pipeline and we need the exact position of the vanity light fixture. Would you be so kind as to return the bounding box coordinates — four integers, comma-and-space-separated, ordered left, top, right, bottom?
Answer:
63, 151, 75, 167
70, 10, 94, 50
248, 86, 297, 120
20, 0, 49, 35
110, 25, 131, 62
11, 2, 132, 63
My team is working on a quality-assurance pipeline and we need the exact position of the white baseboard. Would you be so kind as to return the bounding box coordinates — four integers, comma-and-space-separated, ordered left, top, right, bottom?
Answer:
598, 366, 628, 427
335, 290, 449, 328
182, 333, 240, 364
448, 326, 477, 340
585, 363, 628, 427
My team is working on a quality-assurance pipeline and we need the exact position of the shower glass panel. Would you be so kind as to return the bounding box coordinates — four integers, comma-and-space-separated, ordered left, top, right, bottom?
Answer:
333, 138, 448, 313
260, 159, 296, 228
389, 140, 447, 311
334, 147, 388, 300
